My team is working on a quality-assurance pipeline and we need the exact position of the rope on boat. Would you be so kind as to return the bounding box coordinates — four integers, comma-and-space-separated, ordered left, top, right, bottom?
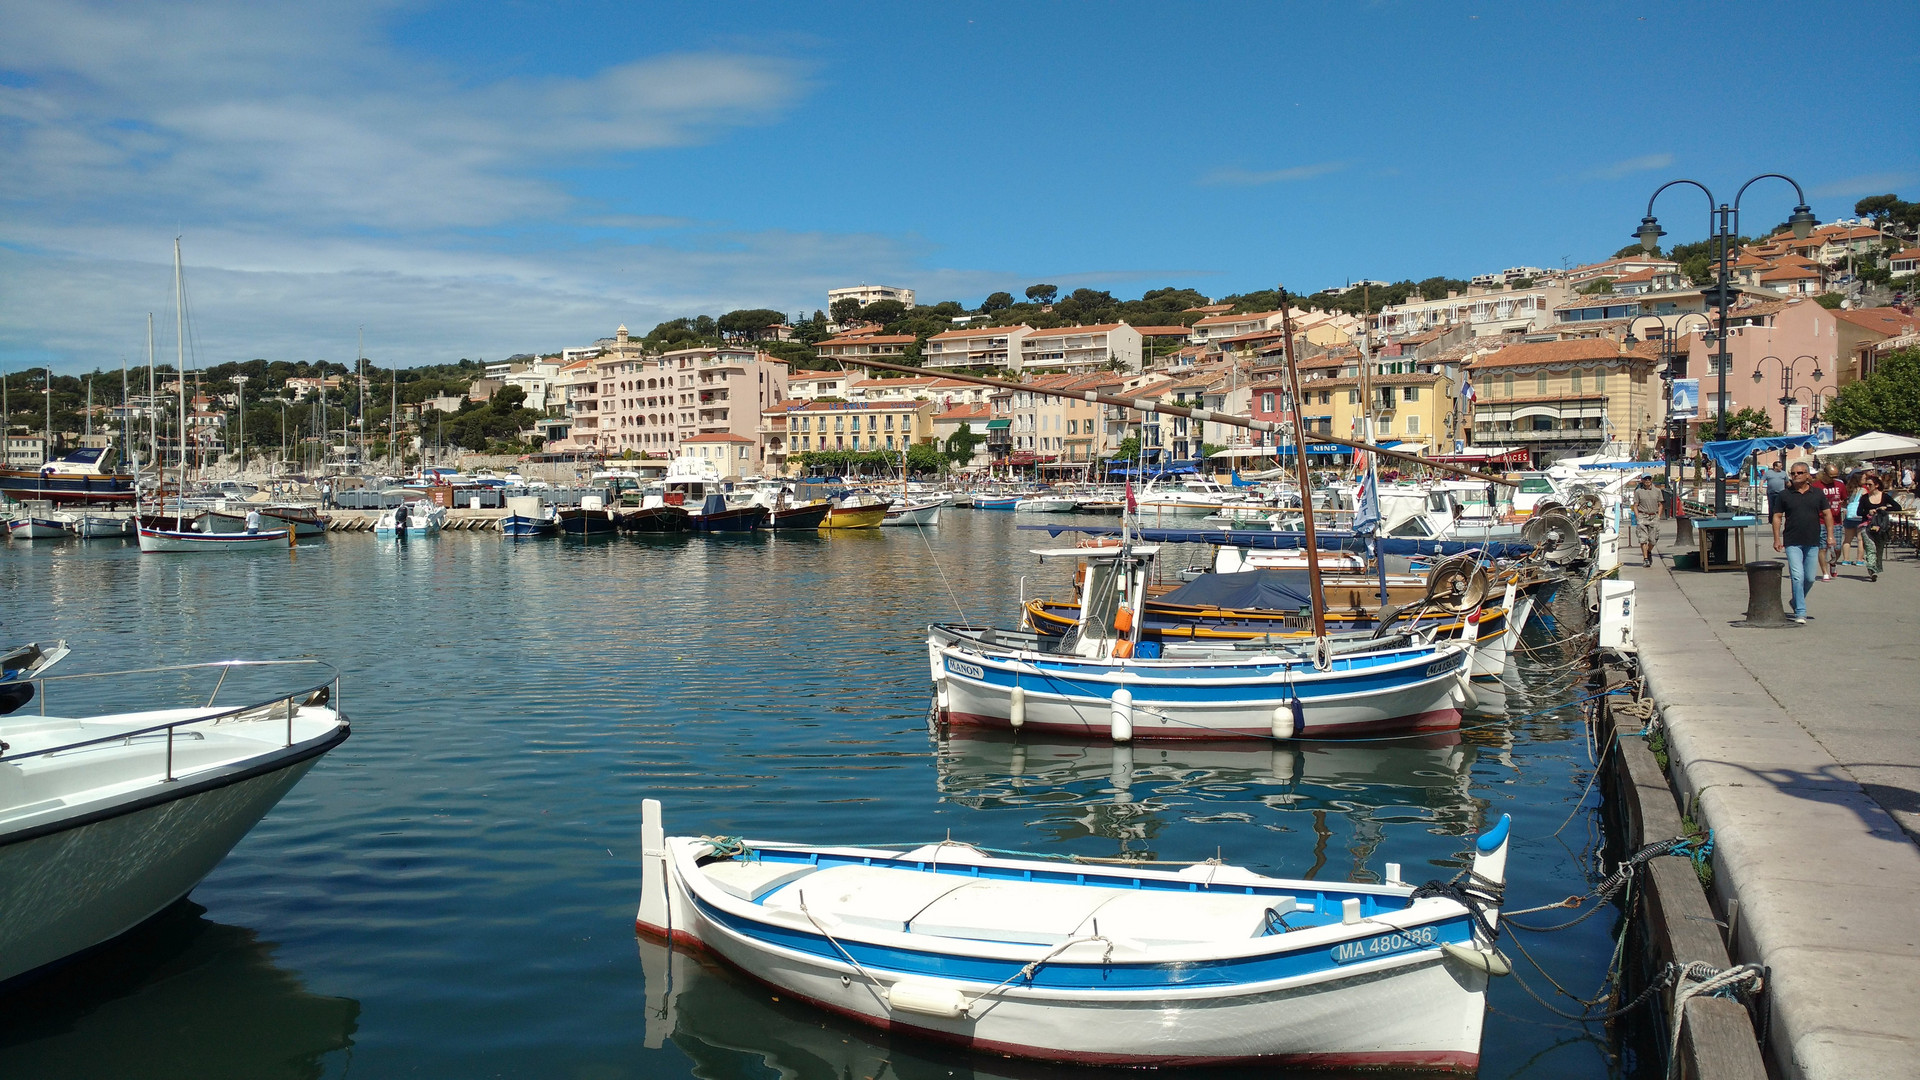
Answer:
967, 932, 1118, 1016
1410, 870, 1505, 947
697, 836, 751, 860
795, 890, 885, 1002
1503, 836, 1695, 932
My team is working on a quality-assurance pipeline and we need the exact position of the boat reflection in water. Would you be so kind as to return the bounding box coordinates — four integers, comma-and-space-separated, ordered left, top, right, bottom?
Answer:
933, 727, 1500, 879
0, 902, 357, 1080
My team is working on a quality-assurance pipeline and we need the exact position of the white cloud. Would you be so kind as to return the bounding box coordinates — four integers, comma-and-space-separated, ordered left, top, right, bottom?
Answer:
0, 1, 843, 370
1589, 153, 1674, 180
1811, 172, 1918, 199
1197, 162, 1347, 187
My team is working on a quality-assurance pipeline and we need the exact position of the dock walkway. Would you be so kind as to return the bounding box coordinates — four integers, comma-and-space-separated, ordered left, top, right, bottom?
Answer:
1625, 532, 1920, 1080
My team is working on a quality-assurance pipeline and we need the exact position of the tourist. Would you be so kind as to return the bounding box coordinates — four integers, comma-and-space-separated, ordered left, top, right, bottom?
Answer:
1818, 466, 1846, 580
1630, 474, 1662, 567
245, 508, 263, 534
1840, 472, 1866, 567
1857, 472, 1901, 583
1770, 463, 1830, 624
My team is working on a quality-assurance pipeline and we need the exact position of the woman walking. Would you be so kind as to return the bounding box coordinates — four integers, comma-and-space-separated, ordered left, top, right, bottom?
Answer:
1857, 472, 1900, 582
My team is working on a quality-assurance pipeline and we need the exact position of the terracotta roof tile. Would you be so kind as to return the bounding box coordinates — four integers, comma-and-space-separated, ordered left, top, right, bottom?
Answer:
1466, 339, 1659, 370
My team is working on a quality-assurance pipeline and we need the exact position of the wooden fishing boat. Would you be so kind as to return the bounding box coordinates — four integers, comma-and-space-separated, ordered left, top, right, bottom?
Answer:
617, 505, 691, 533
7, 514, 74, 540
764, 501, 832, 530
138, 525, 291, 552
637, 799, 1512, 1070
880, 500, 941, 527
929, 545, 1477, 741
557, 506, 619, 537
820, 500, 887, 529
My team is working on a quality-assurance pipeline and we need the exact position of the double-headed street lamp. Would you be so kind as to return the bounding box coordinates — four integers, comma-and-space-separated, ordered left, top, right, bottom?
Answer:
1751, 354, 1822, 434
1624, 312, 1713, 483
1635, 174, 1817, 512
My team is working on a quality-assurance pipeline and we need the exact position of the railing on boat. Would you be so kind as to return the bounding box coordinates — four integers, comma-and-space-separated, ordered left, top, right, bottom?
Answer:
2, 658, 342, 781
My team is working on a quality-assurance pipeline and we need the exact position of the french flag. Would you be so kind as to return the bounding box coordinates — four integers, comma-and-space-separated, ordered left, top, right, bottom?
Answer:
1461, 378, 1477, 404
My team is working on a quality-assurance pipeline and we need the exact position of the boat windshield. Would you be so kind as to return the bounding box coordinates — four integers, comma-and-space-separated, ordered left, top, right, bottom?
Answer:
1518, 476, 1555, 494
1079, 559, 1125, 644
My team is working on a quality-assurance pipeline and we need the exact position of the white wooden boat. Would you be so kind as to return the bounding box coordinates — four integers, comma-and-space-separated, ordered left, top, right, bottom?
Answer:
72, 513, 134, 538
0, 640, 70, 715
7, 515, 74, 540
1013, 494, 1077, 513
929, 545, 1476, 740
637, 799, 1512, 1070
880, 500, 942, 526
0, 657, 349, 985
138, 525, 291, 552
258, 505, 329, 537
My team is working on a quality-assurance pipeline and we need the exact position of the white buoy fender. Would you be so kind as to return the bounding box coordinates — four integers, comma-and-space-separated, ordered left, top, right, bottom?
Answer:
1442, 943, 1512, 976
1110, 687, 1133, 742
886, 979, 971, 1018
1009, 685, 1026, 728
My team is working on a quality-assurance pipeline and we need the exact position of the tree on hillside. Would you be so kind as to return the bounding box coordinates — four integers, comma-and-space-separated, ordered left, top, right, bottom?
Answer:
716, 308, 787, 337
829, 298, 865, 325
1855, 194, 1903, 226
980, 291, 1014, 313
860, 299, 908, 326
1025, 284, 1058, 305
1823, 348, 1920, 437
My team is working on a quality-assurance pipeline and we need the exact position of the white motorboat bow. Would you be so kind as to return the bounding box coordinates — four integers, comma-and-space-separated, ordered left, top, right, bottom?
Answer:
0, 657, 350, 986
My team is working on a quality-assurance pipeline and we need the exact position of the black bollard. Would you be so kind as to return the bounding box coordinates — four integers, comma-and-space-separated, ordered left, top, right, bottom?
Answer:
1735, 560, 1795, 628
1675, 516, 1694, 547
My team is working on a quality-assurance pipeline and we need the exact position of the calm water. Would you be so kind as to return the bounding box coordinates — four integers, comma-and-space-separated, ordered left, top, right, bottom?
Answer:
0, 515, 1623, 1079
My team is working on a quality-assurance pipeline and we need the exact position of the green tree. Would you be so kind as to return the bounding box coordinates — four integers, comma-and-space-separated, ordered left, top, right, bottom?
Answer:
1024, 283, 1058, 305
829, 298, 865, 325
980, 291, 1014, 313
1855, 194, 1903, 225
716, 308, 787, 337
1823, 348, 1920, 437
1719, 407, 1777, 440
1815, 292, 1846, 309
859, 299, 908, 326
1104, 435, 1141, 464
905, 442, 944, 474
943, 422, 982, 465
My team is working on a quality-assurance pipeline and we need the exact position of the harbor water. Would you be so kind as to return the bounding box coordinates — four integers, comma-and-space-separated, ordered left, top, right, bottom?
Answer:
1, 514, 1627, 1079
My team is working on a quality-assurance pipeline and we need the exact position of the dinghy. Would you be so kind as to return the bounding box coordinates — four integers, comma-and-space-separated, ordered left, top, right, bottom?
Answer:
637, 799, 1512, 1071
138, 524, 291, 552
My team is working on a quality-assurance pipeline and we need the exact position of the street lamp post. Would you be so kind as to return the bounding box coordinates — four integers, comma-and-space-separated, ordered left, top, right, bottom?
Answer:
1751, 354, 1822, 435
1636, 174, 1817, 513
1624, 313, 1713, 485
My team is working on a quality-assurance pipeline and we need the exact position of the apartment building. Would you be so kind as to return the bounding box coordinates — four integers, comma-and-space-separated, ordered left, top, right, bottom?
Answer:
1374, 282, 1568, 338
1683, 302, 1915, 417
1463, 340, 1659, 464
1567, 256, 1679, 287
681, 432, 761, 478
828, 284, 915, 310
1017, 323, 1143, 373
788, 371, 857, 400
788, 399, 934, 454
922, 324, 1032, 370
850, 375, 993, 408
1188, 310, 1284, 352
933, 403, 994, 469
815, 330, 915, 365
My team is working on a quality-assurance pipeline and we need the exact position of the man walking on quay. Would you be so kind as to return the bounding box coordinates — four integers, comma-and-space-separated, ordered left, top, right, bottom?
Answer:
1772, 462, 1832, 624
1631, 473, 1663, 567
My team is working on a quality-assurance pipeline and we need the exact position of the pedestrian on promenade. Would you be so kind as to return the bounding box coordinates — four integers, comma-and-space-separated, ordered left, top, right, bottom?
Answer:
1857, 471, 1901, 583
1840, 472, 1866, 567
1630, 474, 1663, 566
1817, 466, 1846, 579
1771, 462, 1831, 624
1763, 459, 1788, 508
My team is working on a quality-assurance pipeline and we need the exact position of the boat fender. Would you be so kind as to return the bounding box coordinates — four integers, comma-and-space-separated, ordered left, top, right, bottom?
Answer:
885, 980, 971, 1019
1110, 687, 1133, 742
1441, 943, 1512, 976
1009, 686, 1025, 729
1271, 697, 1304, 740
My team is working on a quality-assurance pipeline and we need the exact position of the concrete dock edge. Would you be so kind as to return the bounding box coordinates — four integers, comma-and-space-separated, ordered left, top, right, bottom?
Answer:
1631, 567, 1920, 1080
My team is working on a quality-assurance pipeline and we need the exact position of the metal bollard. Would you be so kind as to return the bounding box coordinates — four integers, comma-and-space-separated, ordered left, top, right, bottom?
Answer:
1736, 560, 1794, 628
1674, 516, 1694, 547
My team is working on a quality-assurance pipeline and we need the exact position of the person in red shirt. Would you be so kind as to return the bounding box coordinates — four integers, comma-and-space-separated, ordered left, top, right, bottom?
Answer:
1818, 466, 1846, 580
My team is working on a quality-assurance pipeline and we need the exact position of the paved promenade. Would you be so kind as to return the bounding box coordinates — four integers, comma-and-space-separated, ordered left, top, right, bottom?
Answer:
1623, 528, 1920, 1080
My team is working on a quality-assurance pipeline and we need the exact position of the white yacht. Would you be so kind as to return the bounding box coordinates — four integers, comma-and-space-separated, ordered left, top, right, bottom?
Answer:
0, 655, 350, 985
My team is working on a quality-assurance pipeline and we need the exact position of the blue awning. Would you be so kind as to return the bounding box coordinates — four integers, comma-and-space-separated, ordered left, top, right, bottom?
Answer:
1700, 434, 1818, 475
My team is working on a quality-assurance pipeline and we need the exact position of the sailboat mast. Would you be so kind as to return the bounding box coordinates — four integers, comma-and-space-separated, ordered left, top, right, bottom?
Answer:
357, 326, 365, 472
1278, 293, 1327, 643
146, 313, 156, 487
175, 238, 187, 515
46, 367, 53, 459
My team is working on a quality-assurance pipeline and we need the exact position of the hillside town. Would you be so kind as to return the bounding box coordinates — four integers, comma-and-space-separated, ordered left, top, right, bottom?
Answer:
5, 211, 1919, 481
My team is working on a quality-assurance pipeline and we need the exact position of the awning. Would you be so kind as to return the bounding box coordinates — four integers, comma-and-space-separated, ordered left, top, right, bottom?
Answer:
1813, 431, 1920, 459
985, 419, 1011, 430
1700, 434, 1819, 475
1208, 446, 1287, 458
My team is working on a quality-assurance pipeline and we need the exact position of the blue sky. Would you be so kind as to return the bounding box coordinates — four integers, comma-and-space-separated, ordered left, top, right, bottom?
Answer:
3, 0, 1916, 373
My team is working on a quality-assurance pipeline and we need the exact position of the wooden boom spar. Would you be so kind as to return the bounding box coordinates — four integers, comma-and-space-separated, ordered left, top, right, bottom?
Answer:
843, 357, 1515, 486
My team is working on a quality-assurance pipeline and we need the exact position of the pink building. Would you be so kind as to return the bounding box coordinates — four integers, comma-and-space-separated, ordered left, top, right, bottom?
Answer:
1683, 301, 1915, 429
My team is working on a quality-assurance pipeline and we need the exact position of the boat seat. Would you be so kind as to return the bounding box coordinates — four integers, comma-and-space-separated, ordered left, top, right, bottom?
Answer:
699, 859, 821, 903
910, 879, 1118, 945
759, 865, 972, 933
1068, 889, 1295, 946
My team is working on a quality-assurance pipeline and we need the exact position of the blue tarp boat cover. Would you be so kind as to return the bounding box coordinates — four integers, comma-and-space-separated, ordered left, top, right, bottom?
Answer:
1700, 434, 1818, 475
1023, 524, 1534, 559
1156, 569, 1315, 611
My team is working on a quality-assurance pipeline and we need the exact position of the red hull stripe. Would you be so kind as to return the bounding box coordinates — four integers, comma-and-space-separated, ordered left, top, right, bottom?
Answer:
940, 707, 1461, 739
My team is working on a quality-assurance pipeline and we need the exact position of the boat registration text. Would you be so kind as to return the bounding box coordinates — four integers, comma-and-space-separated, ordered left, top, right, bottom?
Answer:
1328, 926, 1439, 965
